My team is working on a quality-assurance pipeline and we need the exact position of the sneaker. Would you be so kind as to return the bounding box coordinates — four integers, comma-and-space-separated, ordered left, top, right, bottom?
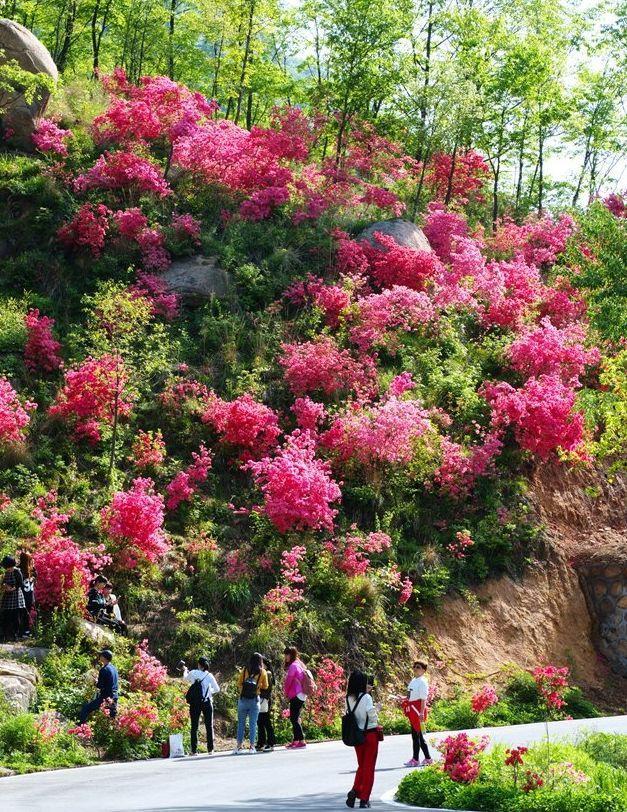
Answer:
285, 741, 297, 749
404, 758, 420, 767
232, 747, 242, 755
422, 758, 433, 766
246, 747, 256, 754
359, 802, 371, 809
293, 740, 306, 749
262, 745, 274, 752
346, 789, 357, 808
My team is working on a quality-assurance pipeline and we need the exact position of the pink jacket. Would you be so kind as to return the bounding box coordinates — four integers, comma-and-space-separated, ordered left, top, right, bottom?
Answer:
284, 660, 305, 700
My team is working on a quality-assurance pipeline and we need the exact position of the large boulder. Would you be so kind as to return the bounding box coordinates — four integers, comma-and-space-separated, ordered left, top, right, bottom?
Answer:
161, 255, 232, 299
0, 658, 38, 711
0, 19, 58, 150
76, 618, 116, 647
359, 218, 432, 253
0, 642, 49, 663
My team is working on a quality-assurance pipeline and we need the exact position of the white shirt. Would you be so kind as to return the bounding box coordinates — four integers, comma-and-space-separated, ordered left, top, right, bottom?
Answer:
408, 675, 429, 702
347, 693, 379, 730
184, 669, 220, 702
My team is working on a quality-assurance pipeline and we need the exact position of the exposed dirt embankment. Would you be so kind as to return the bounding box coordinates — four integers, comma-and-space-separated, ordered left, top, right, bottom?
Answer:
418, 463, 626, 704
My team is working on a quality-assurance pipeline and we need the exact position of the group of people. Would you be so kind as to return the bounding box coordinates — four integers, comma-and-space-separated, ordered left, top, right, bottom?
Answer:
76, 649, 434, 810
0, 552, 36, 642
180, 645, 310, 757
86, 575, 127, 634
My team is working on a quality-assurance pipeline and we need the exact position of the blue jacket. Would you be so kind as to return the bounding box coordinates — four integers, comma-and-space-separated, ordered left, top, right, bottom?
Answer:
97, 663, 119, 700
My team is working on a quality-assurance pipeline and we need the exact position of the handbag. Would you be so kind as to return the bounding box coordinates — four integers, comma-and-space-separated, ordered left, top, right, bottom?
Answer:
376, 725, 384, 742
259, 698, 269, 713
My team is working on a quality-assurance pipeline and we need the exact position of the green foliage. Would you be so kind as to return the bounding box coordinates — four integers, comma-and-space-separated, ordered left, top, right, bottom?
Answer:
0, 713, 90, 773
397, 739, 627, 811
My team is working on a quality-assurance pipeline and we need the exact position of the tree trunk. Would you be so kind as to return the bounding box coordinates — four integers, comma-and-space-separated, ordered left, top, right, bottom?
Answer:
168, 0, 177, 80
55, 0, 78, 72
537, 126, 545, 215
515, 113, 528, 214
444, 140, 458, 205
235, 0, 256, 126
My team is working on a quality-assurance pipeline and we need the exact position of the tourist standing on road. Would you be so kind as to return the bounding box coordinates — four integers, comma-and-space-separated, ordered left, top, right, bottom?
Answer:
283, 645, 309, 749
78, 649, 119, 722
345, 670, 380, 809
256, 655, 276, 752
183, 656, 220, 755
1, 555, 25, 642
403, 660, 432, 768
234, 652, 268, 754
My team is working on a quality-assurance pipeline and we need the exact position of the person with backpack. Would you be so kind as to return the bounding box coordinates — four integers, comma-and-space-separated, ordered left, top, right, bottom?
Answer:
183, 657, 220, 755
283, 645, 314, 749
234, 652, 268, 755
343, 670, 380, 809
256, 655, 276, 752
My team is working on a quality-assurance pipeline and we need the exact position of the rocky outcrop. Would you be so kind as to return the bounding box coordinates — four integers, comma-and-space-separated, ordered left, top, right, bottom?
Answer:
359, 219, 432, 253
0, 19, 58, 150
0, 642, 49, 663
76, 618, 116, 647
161, 255, 232, 299
0, 658, 38, 711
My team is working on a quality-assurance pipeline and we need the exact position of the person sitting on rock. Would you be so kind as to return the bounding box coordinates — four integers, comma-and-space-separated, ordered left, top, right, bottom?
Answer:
102, 583, 127, 634
87, 576, 125, 632
78, 649, 119, 723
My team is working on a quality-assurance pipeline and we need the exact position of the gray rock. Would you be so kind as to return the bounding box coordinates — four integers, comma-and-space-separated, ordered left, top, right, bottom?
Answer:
359, 218, 432, 253
161, 255, 232, 299
76, 618, 116, 647
0, 658, 38, 711
0, 19, 58, 150
0, 642, 50, 664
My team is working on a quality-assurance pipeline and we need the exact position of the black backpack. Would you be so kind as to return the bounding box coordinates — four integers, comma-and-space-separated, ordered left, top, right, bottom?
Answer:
185, 678, 203, 705
240, 669, 260, 700
341, 694, 368, 747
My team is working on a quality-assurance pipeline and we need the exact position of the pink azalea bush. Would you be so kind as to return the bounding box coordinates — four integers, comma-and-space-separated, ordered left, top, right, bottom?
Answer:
57, 203, 111, 257
23, 309, 63, 372
165, 443, 212, 510
471, 684, 499, 714
74, 151, 171, 198
308, 658, 345, 727
130, 430, 166, 470
532, 665, 570, 711
201, 392, 280, 459
439, 732, 489, 783
324, 530, 392, 577
101, 477, 168, 566
32, 118, 71, 156
49, 354, 133, 444
31, 492, 111, 609
507, 318, 599, 384
482, 375, 586, 459
0, 377, 36, 445
245, 430, 342, 533
280, 337, 376, 399
128, 640, 168, 693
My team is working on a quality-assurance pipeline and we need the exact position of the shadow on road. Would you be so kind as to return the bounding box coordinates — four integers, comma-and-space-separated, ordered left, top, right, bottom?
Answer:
121, 792, 383, 811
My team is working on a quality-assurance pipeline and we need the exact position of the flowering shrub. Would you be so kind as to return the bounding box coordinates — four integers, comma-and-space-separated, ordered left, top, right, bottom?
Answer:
49, 354, 133, 444
324, 530, 391, 577
471, 684, 499, 714
603, 192, 626, 218
23, 309, 63, 372
67, 724, 94, 743
201, 392, 280, 459
439, 732, 489, 783
128, 640, 168, 694
425, 150, 489, 205
507, 319, 599, 385
245, 430, 342, 533
130, 430, 166, 470
285, 275, 352, 328
171, 212, 201, 243
291, 397, 326, 433
101, 477, 168, 566
423, 204, 470, 263
280, 337, 376, 398
349, 286, 435, 351
74, 151, 171, 198
446, 530, 474, 559
532, 665, 570, 711
489, 213, 575, 268
308, 658, 345, 727
433, 433, 503, 498
361, 232, 444, 291
57, 203, 111, 257
32, 492, 111, 609
165, 444, 212, 510
482, 375, 586, 459
36, 712, 62, 743
32, 118, 71, 156
322, 398, 433, 468
115, 702, 159, 739
0, 376, 36, 445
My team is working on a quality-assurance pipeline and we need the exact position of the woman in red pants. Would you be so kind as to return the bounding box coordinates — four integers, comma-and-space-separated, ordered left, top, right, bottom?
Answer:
345, 670, 381, 809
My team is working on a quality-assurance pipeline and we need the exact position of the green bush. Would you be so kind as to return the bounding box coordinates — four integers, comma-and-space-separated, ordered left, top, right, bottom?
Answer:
580, 732, 627, 771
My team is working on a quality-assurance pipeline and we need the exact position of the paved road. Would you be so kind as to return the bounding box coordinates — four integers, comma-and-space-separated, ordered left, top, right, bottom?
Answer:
2, 716, 625, 812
